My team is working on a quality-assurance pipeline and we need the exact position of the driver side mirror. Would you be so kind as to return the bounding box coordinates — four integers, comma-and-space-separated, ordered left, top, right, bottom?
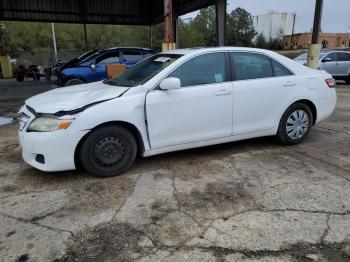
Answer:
322, 57, 332, 63
159, 77, 181, 90
90, 64, 97, 71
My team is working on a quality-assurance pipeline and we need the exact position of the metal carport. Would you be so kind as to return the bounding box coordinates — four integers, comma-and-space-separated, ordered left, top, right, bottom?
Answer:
0, 0, 227, 47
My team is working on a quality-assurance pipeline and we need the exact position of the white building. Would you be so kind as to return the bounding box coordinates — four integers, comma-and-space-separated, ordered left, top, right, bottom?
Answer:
253, 11, 296, 40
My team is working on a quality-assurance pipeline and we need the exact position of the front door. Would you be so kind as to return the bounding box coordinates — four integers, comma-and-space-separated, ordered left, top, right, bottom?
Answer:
336, 52, 350, 76
146, 52, 234, 149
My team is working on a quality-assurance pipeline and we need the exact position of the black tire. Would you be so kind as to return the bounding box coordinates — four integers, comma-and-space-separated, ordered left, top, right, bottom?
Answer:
16, 76, 24, 82
346, 75, 350, 85
79, 126, 137, 178
65, 78, 85, 86
276, 103, 313, 145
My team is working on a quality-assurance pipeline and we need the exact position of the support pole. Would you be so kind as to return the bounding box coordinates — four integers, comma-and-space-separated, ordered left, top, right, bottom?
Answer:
163, 0, 176, 51
174, 17, 179, 49
307, 0, 323, 69
216, 0, 226, 46
0, 24, 12, 79
83, 23, 88, 51
51, 22, 58, 62
150, 25, 153, 49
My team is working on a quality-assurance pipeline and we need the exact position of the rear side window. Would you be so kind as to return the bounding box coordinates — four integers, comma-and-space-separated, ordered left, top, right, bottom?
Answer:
337, 52, 350, 62
231, 52, 273, 80
169, 53, 226, 87
271, 60, 293, 77
123, 50, 143, 61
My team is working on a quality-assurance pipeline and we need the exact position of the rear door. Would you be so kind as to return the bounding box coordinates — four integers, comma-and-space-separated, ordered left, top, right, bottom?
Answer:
230, 52, 299, 135
336, 52, 350, 76
319, 52, 338, 75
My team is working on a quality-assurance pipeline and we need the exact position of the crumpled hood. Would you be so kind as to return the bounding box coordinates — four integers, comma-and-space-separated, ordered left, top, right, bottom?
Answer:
25, 81, 128, 114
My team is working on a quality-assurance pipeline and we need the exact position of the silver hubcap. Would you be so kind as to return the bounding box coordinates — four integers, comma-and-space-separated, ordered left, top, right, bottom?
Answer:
286, 110, 309, 140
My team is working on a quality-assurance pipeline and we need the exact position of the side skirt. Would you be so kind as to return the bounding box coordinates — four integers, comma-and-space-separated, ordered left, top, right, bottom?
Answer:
142, 128, 276, 157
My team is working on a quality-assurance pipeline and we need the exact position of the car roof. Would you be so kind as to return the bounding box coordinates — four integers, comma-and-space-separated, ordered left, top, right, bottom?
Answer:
103, 47, 154, 52
161, 47, 282, 56
162, 47, 319, 76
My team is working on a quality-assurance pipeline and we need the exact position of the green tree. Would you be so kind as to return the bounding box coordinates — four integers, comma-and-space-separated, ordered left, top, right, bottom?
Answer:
226, 8, 256, 46
191, 6, 217, 47
255, 33, 268, 49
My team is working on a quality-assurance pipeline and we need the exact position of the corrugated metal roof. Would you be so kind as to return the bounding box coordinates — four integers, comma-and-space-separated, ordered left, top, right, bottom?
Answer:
0, 0, 215, 25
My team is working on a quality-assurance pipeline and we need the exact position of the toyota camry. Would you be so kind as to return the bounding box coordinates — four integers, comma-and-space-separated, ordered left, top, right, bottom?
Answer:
18, 47, 337, 177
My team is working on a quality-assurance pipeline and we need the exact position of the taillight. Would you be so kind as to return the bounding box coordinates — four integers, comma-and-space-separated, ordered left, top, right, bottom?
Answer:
325, 78, 336, 88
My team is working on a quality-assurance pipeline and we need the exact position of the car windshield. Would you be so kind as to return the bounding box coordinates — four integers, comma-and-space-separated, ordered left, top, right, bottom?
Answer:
77, 50, 96, 61
295, 52, 326, 60
107, 54, 182, 87
64, 50, 97, 66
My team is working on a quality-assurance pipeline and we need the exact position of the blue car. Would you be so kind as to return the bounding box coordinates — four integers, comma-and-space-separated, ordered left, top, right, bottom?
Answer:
57, 47, 155, 86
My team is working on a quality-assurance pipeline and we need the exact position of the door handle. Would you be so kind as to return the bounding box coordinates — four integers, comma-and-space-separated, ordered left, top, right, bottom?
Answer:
283, 82, 296, 87
215, 89, 231, 96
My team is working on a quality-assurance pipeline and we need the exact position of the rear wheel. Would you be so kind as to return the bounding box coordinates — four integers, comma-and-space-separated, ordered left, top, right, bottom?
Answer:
346, 75, 350, 85
276, 103, 313, 145
65, 78, 85, 86
79, 126, 137, 178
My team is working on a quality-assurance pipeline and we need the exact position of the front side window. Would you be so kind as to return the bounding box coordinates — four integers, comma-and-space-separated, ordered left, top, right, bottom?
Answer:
169, 53, 226, 87
96, 52, 120, 64
231, 53, 273, 80
337, 52, 350, 62
324, 52, 337, 61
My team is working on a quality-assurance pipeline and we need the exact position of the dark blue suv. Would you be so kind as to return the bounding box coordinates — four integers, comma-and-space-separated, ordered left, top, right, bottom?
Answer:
57, 47, 155, 86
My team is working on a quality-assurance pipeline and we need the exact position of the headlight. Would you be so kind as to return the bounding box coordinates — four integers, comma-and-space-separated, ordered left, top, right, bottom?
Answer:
28, 116, 74, 132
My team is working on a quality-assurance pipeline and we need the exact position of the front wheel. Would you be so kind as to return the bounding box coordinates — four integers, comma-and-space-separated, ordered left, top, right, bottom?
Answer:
276, 103, 313, 145
79, 126, 137, 178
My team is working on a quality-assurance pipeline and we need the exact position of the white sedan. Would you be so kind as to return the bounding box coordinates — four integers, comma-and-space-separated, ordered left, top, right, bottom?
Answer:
18, 47, 337, 177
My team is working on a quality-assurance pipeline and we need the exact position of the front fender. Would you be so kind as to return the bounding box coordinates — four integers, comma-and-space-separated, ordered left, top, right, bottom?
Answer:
69, 93, 150, 151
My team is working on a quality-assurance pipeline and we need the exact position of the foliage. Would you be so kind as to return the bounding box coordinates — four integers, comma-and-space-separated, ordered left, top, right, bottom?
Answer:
1, 6, 259, 64
255, 33, 268, 49
254, 33, 283, 50
226, 8, 256, 46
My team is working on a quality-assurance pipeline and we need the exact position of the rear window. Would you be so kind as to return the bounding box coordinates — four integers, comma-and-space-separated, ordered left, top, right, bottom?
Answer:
123, 50, 143, 61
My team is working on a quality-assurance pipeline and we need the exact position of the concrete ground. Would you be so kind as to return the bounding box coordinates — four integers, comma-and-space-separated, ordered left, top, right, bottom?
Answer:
0, 79, 349, 262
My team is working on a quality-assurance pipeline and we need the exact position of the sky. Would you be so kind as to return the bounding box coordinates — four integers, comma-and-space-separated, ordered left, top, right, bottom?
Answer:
181, 0, 350, 34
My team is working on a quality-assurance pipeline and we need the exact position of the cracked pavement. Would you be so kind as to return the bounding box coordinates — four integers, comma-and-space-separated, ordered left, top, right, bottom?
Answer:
0, 85, 349, 261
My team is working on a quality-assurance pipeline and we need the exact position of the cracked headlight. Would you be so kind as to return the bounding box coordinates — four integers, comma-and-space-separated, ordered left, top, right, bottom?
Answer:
28, 116, 74, 132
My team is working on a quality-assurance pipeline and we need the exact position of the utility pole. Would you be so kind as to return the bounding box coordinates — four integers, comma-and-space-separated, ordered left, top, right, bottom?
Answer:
307, 0, 323, 69
51, 22, 58, 62
290, 13, 296, 49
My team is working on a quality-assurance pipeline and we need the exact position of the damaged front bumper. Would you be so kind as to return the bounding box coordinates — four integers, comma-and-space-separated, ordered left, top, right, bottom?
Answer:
18, 106, 89, 172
